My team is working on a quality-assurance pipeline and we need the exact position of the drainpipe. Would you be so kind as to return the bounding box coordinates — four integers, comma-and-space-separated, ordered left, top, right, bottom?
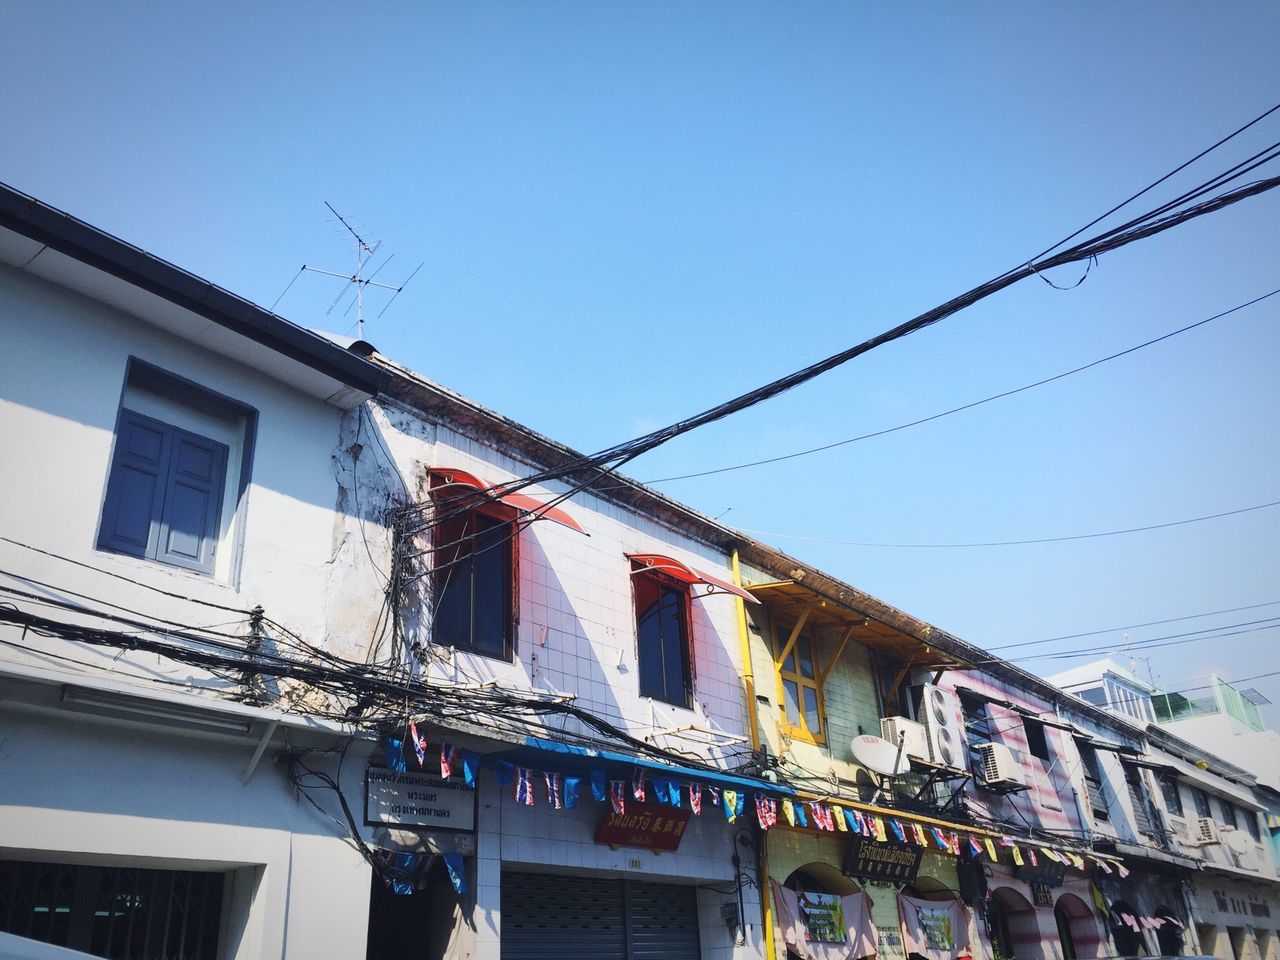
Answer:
733, 549, 775, 960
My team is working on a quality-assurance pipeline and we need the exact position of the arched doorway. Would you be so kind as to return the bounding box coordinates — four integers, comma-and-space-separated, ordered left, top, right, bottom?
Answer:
1108, 900, 1147, 956
781, 864, 865, 960
1153, 907, 1184, 957
1054, 893, 1103, 960
988, 887, 1042, 960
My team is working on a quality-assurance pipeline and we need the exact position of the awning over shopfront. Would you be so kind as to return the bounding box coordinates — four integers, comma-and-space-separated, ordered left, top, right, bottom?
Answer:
427, 467, 586, 534
626, 553, 759, 603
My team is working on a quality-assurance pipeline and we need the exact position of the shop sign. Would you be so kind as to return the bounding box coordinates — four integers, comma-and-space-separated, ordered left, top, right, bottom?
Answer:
842, 835, 923, 883
1015, 861, 1066, 887
595, 801, 691, 851
1031, 882, 1054, 907
365, 767, 475, 831
798, 891, 848, 943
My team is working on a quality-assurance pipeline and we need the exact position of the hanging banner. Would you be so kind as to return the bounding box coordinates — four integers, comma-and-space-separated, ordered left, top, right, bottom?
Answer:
899, 894, 971, 960
843, 835, 924, 883
366, 767, 475, 831
595, 800, 691, 851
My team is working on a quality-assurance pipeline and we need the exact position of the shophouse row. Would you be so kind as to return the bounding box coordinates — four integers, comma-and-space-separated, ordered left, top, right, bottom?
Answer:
0, 182, 1276, 960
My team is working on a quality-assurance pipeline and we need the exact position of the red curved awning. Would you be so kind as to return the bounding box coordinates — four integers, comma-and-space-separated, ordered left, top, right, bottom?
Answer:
626, 553, 759, 603
428, 468, 587, 535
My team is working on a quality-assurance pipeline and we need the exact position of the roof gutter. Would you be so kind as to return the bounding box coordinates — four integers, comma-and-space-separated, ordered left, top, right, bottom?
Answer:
0, 181, 391, 397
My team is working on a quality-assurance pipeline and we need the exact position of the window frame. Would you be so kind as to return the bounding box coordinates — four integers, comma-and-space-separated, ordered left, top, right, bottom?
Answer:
1220, 800, 1238, 829
96, 359, 257, 583
1022, 716, 1051, 761
631, 565, 695, 708
429, 499, 519, 663
770, 620, 826, 745
1191, 787, 1212, 819
1159, 776, 1185, 817
1075, 738, 1110, 822
958, 690, 993, 749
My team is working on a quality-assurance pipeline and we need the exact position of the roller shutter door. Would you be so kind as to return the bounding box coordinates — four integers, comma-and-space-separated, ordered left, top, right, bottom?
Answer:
501, 871, 700, 960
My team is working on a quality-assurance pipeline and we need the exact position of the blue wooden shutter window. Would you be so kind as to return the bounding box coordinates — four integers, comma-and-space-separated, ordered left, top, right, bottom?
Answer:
98, 410, 228, 575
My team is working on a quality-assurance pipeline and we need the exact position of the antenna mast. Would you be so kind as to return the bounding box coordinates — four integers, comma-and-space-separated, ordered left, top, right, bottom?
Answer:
294, 202, 423, 340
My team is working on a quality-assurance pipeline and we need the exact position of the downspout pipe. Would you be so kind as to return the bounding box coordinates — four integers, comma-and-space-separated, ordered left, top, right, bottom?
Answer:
733, 550, 775, 960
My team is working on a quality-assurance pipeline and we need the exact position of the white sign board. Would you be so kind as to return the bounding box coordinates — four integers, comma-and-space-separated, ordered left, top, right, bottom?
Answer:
366, 768, 475, 831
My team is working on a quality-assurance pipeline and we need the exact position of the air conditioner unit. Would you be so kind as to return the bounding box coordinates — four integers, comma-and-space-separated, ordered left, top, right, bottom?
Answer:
919, 683, 967, 770
971, 741, 1025, 788
1166, 815, 1190, 842
881, 717, 930, 762
1194, 816, 1220, 845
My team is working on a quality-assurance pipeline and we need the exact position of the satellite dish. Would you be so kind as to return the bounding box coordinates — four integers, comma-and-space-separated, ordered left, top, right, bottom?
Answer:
1222, 828, 1252, 856
852, 734, 911, 776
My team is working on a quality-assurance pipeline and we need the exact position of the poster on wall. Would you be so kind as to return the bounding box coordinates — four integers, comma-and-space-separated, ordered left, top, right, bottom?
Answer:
899, 893, 970, 960
799, 891, 848, 943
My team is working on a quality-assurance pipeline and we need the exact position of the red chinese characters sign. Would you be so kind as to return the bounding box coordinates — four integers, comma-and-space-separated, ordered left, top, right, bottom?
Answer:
595, 802, 692, 851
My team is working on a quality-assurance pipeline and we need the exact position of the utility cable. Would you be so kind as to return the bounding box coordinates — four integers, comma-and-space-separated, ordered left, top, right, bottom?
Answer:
640, 285, 1280, 484
736, 496, 1280, 549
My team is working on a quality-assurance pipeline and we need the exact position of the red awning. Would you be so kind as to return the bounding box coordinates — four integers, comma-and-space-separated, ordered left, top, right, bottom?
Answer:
427, 468, 586, 535
626, 553, 759, 604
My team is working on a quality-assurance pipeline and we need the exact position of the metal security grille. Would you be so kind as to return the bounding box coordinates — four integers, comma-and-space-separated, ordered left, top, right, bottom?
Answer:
0, 859, 223, 959
501, 871, 700, 960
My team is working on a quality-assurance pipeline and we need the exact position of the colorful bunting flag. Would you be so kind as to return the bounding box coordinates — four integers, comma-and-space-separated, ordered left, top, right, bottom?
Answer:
782, 798, 797, 826
689, 782, 702, 815
442, 853, 467, 894
668, 779, 682, 807
564, 776, 580, 810
1011, 845, 1025, 866
912, 823, 928, 847
408, 720, 427, 768
514, 767, 534, 806
441, 743, 460, 779
609, 780, 626, 814
756, 794, 777, 829
591, 770, 606, 802
707, 786, 722, 806
795, 801, 809, 828
461, 749, 479, 788
844, 808, 860, 833
890, 819, 907, 842
968, 835, 984, 857
1028, 848, 1038, 867
632, 769, 646, 802
833, 804, 848, 831
984, 838, 999, 861
931, 827, 949, 851
544, 771, 564, 809
385, 735, 406, 774
495, 760, 514, 787
723, 789, 739, 823
873, 816, 888, 842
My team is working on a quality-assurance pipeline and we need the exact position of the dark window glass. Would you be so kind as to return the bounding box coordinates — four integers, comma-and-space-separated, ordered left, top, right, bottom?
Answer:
1079, 687, 1108, 707
98, 410, 227, 575
634, 572, 691, 706
1159, 777, 1184, 816
0, 859, 222, 959
1123, 763, 1153, 835
1191, 787, 1212, 818
433, 510, 514, 661
1076, 740, 1110, 821
1221, 801, 1238, 828
958, 691, 992, 748
1023, 717, 1051, 761
773, 625, 825, 741
1245, 810, 1261, 842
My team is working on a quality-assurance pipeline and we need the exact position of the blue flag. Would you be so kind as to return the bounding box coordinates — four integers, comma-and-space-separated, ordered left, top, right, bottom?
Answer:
565, 776, 581, 809
652, 776, 671, 805
461, 749, 479, 788
443, 853, 467, 894
590, 770, 607, 801
669, 780, 682, 807
495, 761, 514, 787
384, 736, 406, 773
795, 803, 809, 828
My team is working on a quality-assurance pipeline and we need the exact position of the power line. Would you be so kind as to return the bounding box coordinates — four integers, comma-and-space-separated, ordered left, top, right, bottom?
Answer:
991, 599, 1280, 652
641, 285, 1280, 484
1006, 619, 1280, 664
736, 496, 1280, 549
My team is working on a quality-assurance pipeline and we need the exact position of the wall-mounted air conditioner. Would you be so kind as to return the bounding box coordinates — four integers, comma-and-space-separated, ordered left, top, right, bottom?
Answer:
971, 741, 1025, 788
880, 716, 929, 762
920, 683, 967, 770
1165, 815, 1190, 842
1194, 816, 1220, 845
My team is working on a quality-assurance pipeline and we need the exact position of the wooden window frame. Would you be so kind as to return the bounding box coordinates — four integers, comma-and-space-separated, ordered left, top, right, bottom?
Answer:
631, 566, 695, 709
770, 616, 827, 745
430, 501, 519, 663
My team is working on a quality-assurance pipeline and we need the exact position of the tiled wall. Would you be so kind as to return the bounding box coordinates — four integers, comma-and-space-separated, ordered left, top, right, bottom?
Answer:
372, 412, 753, 765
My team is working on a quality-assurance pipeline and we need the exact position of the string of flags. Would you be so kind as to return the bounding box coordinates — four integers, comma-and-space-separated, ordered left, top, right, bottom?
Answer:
380, 731, 1130, 880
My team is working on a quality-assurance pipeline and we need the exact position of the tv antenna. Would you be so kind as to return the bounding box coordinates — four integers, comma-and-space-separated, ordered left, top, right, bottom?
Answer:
283, 202, 423, 340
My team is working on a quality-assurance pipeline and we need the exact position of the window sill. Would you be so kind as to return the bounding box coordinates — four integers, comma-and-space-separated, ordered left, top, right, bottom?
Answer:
642, 694, 694, 712
780, 723, 826, 747
434, 641, 514, 665
91, 546, 241, 593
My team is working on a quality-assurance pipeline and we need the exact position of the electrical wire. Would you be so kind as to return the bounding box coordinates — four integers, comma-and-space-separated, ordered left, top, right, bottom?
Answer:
639, 285, 1280, 484
735, 496, 1280, 549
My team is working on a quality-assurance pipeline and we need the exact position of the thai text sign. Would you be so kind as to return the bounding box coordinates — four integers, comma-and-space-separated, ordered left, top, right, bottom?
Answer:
843, 835, 923, 883
595, 802, 692, 851
366, 767, 475, 831
799, 891, 848, 943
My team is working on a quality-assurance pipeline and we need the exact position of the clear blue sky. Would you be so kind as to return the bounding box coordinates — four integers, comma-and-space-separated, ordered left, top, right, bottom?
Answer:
4, 3, 1278, 722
